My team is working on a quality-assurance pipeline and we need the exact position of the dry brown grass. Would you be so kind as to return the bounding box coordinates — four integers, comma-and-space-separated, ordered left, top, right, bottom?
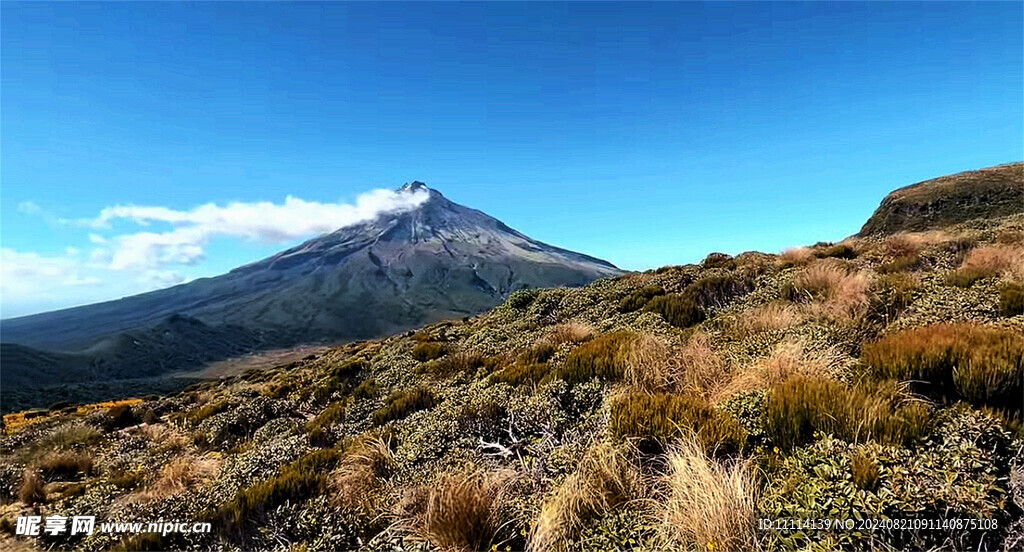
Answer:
403, 470, 513, 552
18, 470, 46, 504
730, 302, 803, 337
128, 456, 220, 503
712, 341, 846, 404
37, 451, 93, 479
136, 423, 189, 453
675, 332, 730, 401
960, 244, 1024, 281
331, 437, 394, 512
779, 247, 814, 267
787, 260, 872, 321
658, 433, 758, 552
546, 322, 595, 345
623, 333, 672, 392
530, 442, 646, 551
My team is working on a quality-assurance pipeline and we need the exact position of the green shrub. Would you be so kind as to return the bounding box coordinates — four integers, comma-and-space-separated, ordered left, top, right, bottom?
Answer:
644, 294, 706, 329
412, 342, 449, 362
184, 400, 228, 426
105, 405, 139, 430
491, 363, 550, 386
999, 282, 1024, 317
218, 448, 344, 528
861, 323, 1023, 414
556, 332, 635, 384
868, 272, 918, 321
702, 252, 737, 269
610, 392, 747, 455
518, 342, 556, 365
424, 351, 486, 377
764, 376, 932, 449
619, 285, 665, 313
372, 388, 436, 425
352, 378, 379, 401
505, 288, 540, 310
815, 243, 858, 259
683, 274, 754, 309
306, 401, 346, 434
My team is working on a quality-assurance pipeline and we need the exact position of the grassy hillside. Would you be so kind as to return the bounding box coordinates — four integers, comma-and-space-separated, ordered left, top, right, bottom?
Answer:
859, 162, 1023, 236
2, 212, 1023, 551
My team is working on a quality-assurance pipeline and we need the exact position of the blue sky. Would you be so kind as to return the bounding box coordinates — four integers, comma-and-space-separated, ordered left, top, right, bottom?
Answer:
2, 2, 1022, 318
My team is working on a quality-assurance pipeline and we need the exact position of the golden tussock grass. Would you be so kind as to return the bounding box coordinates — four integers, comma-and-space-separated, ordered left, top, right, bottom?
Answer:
128, 456, 221, 503
331, 437, 394, 513
672, 332, 729, 401
786, 260, 872, 321
959, 244, 1024, 281
37, 451, 93, 479
623, 333, 672, 392
530, 442, 646, 551
546, 321, 595, 345
711, 340, 846, 404
778, 247, 814, 267
18, 469, 46, 504
402, 470, 514, 552
657, 433, 759, 552
730, 302, 803, 338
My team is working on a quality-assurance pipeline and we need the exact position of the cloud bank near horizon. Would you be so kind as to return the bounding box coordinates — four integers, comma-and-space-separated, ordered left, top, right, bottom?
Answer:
2, 188, 429, 318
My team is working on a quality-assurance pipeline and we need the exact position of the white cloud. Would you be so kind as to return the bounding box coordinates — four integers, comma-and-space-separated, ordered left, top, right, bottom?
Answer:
17, 201, 42, 215
90, 188, 429, 270
3, 187, 430, 316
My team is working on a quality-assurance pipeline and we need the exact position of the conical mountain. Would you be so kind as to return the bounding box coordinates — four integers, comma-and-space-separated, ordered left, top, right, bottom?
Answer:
0, 183, 619, 396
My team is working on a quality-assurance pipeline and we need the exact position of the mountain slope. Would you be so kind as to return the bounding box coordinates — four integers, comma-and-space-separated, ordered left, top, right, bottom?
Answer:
0, 183, 619, 396
859, 162, 1023, 236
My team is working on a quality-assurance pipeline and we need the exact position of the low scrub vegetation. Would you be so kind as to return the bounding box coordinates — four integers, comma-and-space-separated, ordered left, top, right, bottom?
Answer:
423, 351, 486, 377
618, 285, 665, 313
372, 387, 436, 425
814, 242, 858, 260
946, 244, 1024, 287
730, 302, 802, 337
218, 448, 344, 530
684, 274, 754, 309
556, 332, 635, 384
1000, 281, 1024, 317
546, 321, 594, 344
644, 293, 706, 329
490, 362, 549, 387
18, 470, 45, 504
868, 271, 919, 321
610, 391, 746, 455
778, 247, 814, 268
411, 342, 449, 362
850, 450, 880, 491
861, 323, 1023, 414
764, 376, 931, 449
